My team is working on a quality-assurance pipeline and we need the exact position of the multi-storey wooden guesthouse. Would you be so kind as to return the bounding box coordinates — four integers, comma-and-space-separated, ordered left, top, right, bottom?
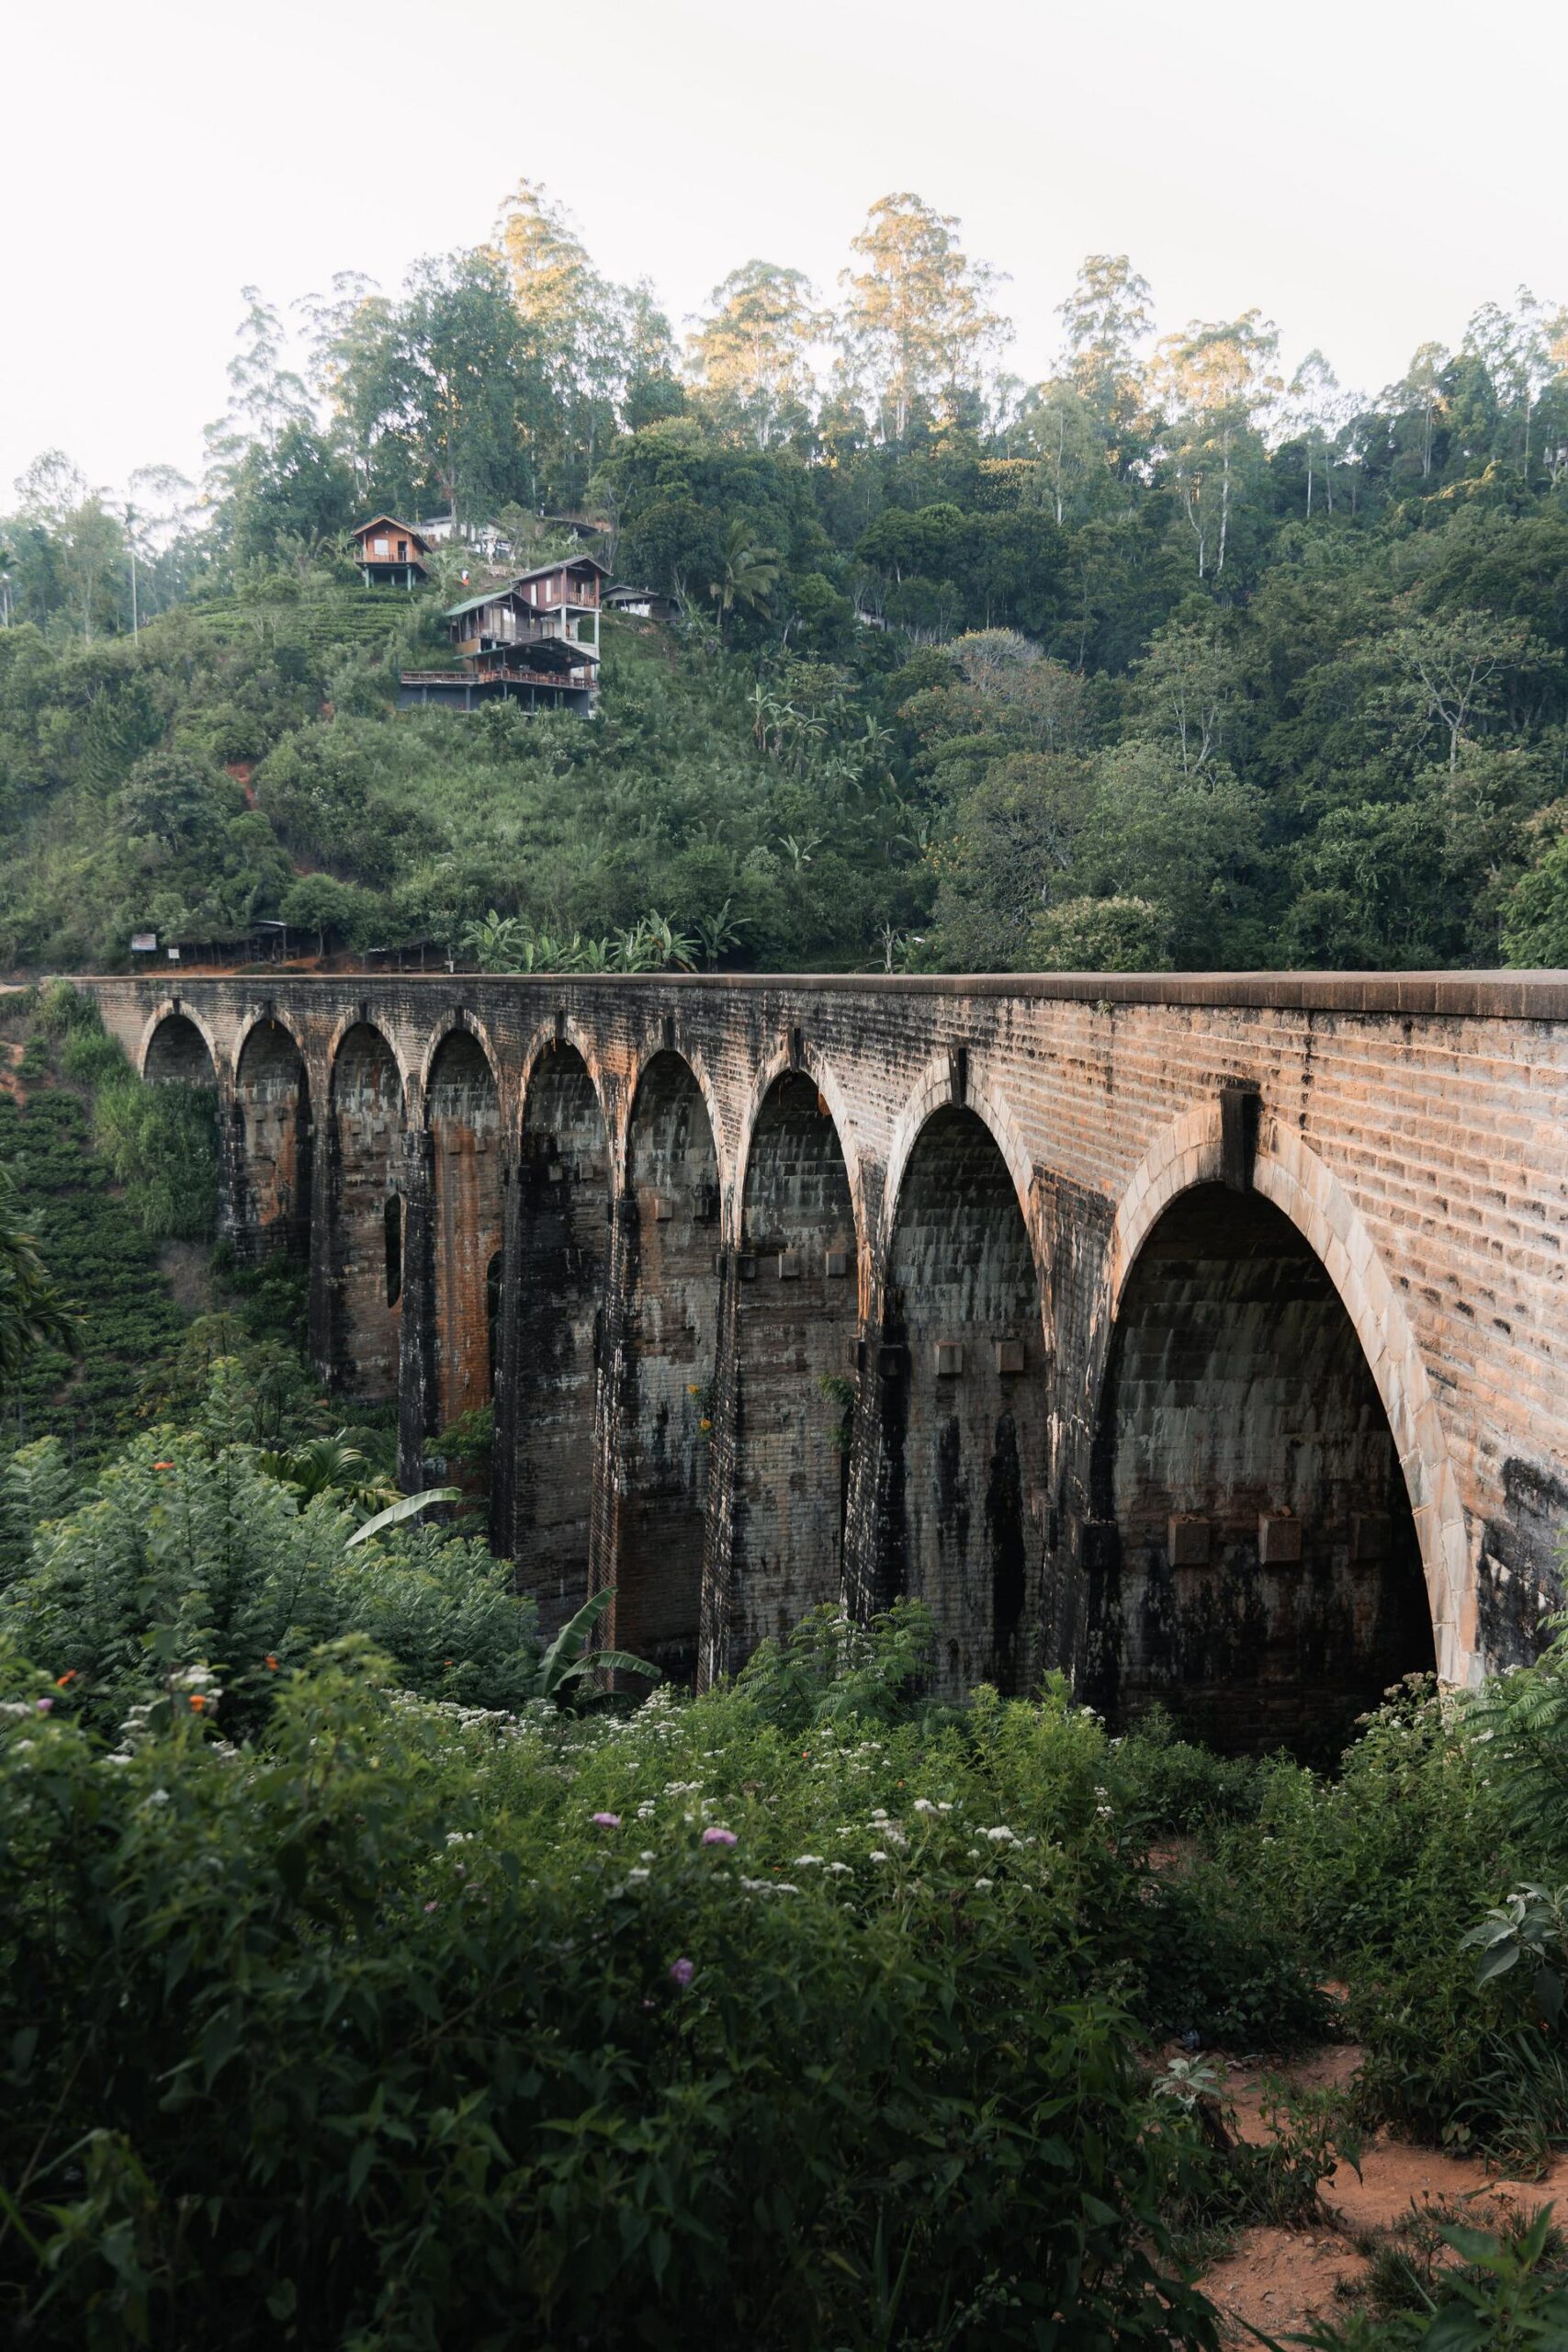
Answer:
399, 555, 608, 715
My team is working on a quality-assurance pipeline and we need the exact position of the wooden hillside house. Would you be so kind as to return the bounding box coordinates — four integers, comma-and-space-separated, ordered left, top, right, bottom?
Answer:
399, 555, 608, 716
350, 515, 431, 588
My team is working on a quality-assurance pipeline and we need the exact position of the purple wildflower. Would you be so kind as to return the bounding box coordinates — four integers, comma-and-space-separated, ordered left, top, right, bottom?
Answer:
35, 1696, 52, 1715
592, 1812, 622, 1828
423, 1900, 439, 1913
669, 1957, 695, 1988
701, 1826, 737, 1848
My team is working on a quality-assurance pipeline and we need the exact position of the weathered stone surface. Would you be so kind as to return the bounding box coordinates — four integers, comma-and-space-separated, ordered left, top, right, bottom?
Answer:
87, 968, 1568, 1734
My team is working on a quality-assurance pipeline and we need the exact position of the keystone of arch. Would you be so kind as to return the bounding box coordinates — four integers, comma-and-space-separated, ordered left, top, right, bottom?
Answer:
1107, 1102, 1477, 1689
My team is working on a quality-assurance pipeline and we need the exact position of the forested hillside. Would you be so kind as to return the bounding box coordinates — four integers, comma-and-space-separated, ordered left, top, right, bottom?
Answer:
3, 187, 1566, 974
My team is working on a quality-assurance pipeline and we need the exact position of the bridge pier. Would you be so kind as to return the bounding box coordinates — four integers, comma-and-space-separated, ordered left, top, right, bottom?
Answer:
499, 1042, 612, 1636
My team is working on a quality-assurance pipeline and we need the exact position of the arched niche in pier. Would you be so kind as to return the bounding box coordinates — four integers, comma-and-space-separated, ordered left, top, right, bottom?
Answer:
878, 1104, 1046, 1699
232, 1017, 310, 1261
506, 1042, 611, 1638
1086, 1182, 1435, 1759
326, 1023, 405, 1398
617, 1051, 721, 1685
730, 1070, 858, 1666
424, 1030, 502, 1436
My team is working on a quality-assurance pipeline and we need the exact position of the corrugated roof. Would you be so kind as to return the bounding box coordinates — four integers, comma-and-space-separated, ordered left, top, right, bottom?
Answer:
512, 554, 611, 583
445, 588, 516, 619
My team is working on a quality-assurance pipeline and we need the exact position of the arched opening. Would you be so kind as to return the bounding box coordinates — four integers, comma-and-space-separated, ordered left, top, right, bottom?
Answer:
1085, 1182, 1437, 1758
233, 1018, 310, 1261
878, 1105, 1046, 1698
327, 1023, 404, 1397
731, 1070, 858, 1666
144, 1012, 216, 1087
617, 1052, 720, 1683
509, 1045, 610, 1636
140, 1012, 221, 1242
425, 1032, 502, 1433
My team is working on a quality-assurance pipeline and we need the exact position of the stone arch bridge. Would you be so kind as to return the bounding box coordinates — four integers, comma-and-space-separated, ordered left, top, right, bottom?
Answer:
84, 968, 1568, 1750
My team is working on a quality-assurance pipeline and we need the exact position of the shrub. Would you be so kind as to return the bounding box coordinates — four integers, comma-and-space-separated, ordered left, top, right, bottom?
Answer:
0, 1638, 1224, 2349
1140, 1862, 1334, 2051
2, 1405, 544, 1735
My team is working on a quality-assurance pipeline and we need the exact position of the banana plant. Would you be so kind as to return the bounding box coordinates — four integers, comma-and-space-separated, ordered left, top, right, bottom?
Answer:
528, 1586, 659, 1710
344, 1486, 462, 1550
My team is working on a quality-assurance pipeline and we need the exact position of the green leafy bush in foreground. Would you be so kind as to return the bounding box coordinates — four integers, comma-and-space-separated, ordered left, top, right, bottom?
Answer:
0, 1629, 1224, 2350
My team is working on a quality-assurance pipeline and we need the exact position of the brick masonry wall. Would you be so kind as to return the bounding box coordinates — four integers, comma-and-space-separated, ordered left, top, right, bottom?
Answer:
94, 968, 1568, 1713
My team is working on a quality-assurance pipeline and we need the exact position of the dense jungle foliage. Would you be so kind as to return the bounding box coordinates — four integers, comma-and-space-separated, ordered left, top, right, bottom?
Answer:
2, 996, 1568, 2344
3, 189, 1566, 975
6, 1466, 1568, 2345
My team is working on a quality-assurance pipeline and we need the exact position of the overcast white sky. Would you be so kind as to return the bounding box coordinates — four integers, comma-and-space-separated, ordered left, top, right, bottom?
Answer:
5, 0, 1561, 499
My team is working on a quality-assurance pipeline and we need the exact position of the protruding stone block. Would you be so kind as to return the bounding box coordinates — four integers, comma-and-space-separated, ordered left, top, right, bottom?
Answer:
995, 1337, 1026, 1374
777, 1250, 803, 1280
824, 1247, 851, 1278
647, 1192, 673, 1222
934, 1340, 964, 1377
1258, 1511, 1303, 1565
1168, 1514, 1211, 1566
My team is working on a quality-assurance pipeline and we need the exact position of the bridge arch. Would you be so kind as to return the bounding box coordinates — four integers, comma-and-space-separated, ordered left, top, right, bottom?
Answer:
321, 1005, 415, 1104
624, 1034, 731, 1211
504, 1037, 613, 1635
423, 1028, 504, 1435
874, 1098, 1048, 1697
140, 1002, 220, 1085
515, 1015, 614, 1154
231, 1012, 311, 1261
1084, 1106, 1461, 1754
733, 1042, 868, 1284
880, 1050, 1036, 1270
727, 1067, 861, 1659
615, 1048, 723, 1681
416, 1012, 504, 1120
325, 1020, 407, 1397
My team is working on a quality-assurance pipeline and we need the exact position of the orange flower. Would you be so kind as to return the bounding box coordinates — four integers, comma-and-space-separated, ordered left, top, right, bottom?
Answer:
55, 1669, 78, 1688
188, 1693, 207, 1712
264, 1654, 278, 1672
152, 1460, 175, 1471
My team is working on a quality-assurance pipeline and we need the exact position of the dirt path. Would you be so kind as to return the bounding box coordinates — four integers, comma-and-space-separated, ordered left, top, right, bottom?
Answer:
1198, 2044, 1568, 2344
